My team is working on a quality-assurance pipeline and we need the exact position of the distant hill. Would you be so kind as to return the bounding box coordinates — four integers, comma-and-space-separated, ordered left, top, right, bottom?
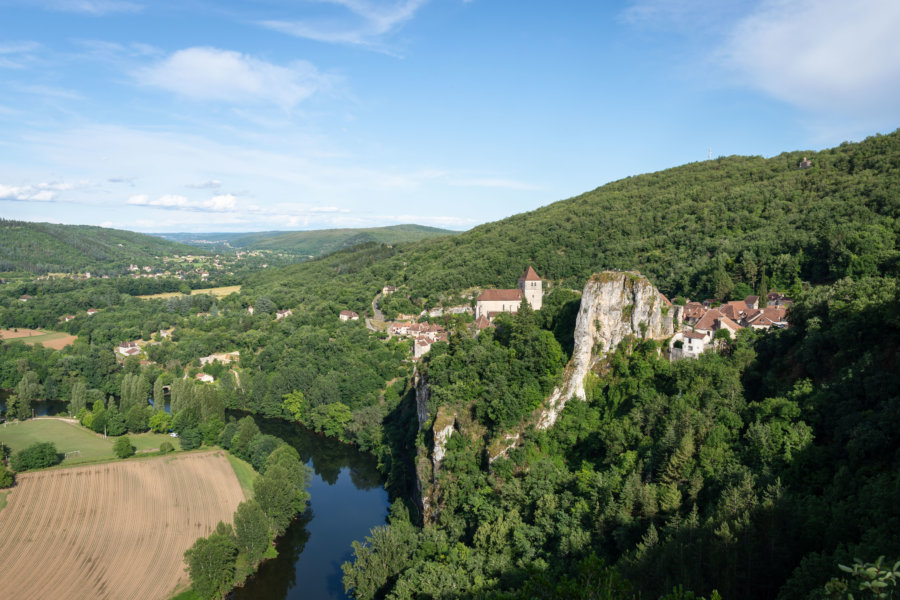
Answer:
156, 224, 458, 258
245, 130, 900, 311
0, 220, 204, 275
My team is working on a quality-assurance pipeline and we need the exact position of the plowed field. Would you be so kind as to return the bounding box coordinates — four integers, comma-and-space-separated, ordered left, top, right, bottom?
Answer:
0, 450, 245, 600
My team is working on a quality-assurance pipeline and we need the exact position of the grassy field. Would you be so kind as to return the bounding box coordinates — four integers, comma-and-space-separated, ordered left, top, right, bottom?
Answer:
0, 418, 179, 465
137, 285, 241, 300
0, 451, 244, 600
225, 452, 257, 498
0, 328, 77, 350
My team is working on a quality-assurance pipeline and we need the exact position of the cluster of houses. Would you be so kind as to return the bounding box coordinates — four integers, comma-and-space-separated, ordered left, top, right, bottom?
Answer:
670, 292, 791, 359
56, 308, 98, 320
387, 321, 448, 359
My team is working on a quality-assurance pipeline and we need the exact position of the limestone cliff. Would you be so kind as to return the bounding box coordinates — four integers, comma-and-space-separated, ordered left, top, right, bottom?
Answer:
537, 271, 679, 429
414, 373, 456, 521
416, 271, 678, 513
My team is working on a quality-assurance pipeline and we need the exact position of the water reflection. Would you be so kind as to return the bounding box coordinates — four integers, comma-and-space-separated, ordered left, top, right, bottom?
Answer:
0, 391, 67, 418
231, 415, 389, 600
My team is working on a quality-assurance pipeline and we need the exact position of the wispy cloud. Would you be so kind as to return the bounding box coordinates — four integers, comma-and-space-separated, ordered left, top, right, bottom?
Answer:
185, 180, 222, 190
0, 41, 41, 69
127, 193, 238, 212
259, 0, 428, 49
448, 177, 541, 191
31, 0, 143, 15
722, 0, 900, 117
73, 39, 160, 64
11, 83, 84, 101
136, 47, 334, 111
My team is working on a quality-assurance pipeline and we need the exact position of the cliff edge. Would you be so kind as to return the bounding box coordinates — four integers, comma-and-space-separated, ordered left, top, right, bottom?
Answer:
538, 270, 679, 429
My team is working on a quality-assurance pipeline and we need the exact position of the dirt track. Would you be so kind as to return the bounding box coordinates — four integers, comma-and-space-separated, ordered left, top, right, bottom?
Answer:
0, 451, 245, 600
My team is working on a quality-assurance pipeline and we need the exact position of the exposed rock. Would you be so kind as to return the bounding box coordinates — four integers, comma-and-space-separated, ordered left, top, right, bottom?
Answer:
414, 373, 456, 521
538, 271, 679, 429
415, 373, 431, 429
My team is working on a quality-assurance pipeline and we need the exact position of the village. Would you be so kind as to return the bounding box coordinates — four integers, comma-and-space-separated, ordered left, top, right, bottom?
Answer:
375, 266, 791, 363
51, 265, 791, 390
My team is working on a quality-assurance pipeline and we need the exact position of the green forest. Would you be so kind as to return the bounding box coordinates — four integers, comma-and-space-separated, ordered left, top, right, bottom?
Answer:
168, 224, 458, 256
0, 219, 203, 275
0, 130, 898, 599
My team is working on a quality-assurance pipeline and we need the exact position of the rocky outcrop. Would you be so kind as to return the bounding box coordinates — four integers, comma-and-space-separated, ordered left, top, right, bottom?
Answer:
414, 373, 456, 521
415, 374, 431, 429
538, 271, 679, 429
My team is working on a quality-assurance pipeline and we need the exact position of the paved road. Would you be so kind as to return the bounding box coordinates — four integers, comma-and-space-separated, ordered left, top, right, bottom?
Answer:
371, 292, 385, 321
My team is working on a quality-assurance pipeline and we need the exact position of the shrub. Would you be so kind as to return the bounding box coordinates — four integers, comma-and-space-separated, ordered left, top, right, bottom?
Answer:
0, 463, 14, 488
159, 441, 174, 454
113, 436, 135, 459
10, 442, 60, 471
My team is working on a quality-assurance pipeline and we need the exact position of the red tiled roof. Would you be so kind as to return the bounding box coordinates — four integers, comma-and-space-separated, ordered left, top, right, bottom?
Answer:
683, 302, 706, 319
683, 331, 707, 340
719, 315, 742, 331
477, 289, 524, 302
518, 266, 541, 281
695, 309, 721, 332
474, 315, 491, 329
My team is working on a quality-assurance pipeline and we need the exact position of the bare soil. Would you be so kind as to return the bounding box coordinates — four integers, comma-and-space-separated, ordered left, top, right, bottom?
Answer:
0, 450, 245, 600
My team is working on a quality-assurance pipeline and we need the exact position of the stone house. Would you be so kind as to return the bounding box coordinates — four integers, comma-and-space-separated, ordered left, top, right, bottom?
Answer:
339, 310, 359, 321
475, 266, 543, 320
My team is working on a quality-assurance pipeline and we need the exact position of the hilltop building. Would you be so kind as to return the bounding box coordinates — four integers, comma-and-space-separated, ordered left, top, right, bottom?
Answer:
475, 266, 543, 321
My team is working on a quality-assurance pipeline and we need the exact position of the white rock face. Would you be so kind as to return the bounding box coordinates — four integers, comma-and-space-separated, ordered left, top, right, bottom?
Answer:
432, 421, 454, 466
538, 271, 679, 429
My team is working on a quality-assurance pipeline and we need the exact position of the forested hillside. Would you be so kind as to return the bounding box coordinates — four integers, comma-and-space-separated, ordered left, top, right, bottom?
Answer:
248, 130, 899, 310
1, 131, 898, 599
0, 220, 203, 275
340, 275, 900, 599
158, 224, 457, 258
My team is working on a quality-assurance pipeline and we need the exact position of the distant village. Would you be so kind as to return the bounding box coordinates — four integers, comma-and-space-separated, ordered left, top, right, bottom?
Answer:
374, 266, 791, 363
43, 264, 791, 378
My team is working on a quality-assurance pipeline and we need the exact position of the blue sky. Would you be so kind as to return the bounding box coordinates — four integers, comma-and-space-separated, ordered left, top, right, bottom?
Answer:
1, 0, 898, 233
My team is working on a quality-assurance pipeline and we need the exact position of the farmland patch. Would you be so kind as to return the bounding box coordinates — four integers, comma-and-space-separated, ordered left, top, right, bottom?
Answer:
0, 450, 245, 600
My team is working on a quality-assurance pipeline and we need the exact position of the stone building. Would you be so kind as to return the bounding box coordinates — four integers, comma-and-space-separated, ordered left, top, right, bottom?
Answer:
475, 266, 543, 320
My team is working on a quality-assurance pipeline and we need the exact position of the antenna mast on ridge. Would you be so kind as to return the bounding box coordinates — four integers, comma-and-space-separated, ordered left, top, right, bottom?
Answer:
708, 147, 711, 161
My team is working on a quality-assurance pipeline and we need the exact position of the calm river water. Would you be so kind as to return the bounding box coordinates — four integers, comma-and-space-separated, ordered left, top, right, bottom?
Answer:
231, 417, 389, 600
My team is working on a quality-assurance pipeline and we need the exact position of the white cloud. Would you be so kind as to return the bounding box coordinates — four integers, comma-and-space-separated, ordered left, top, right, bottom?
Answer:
724, 0, 900, 116
260, 0, 428, 48
127, 192, 239, 213
32, 0, 142, 15
0, 184, 57, 202
0, 180, 89, 202
137, 47, 333, 110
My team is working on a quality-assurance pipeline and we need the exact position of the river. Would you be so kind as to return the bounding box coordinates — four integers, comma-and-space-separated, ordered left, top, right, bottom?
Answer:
231, 416, 389, 600
0, 389, 67, 417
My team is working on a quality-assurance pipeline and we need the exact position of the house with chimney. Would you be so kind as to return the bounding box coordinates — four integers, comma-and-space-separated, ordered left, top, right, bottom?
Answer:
475, 266, 543, 321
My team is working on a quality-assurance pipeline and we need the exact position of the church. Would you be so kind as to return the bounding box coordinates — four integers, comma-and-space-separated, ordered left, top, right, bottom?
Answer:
475, 266, 543, 321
